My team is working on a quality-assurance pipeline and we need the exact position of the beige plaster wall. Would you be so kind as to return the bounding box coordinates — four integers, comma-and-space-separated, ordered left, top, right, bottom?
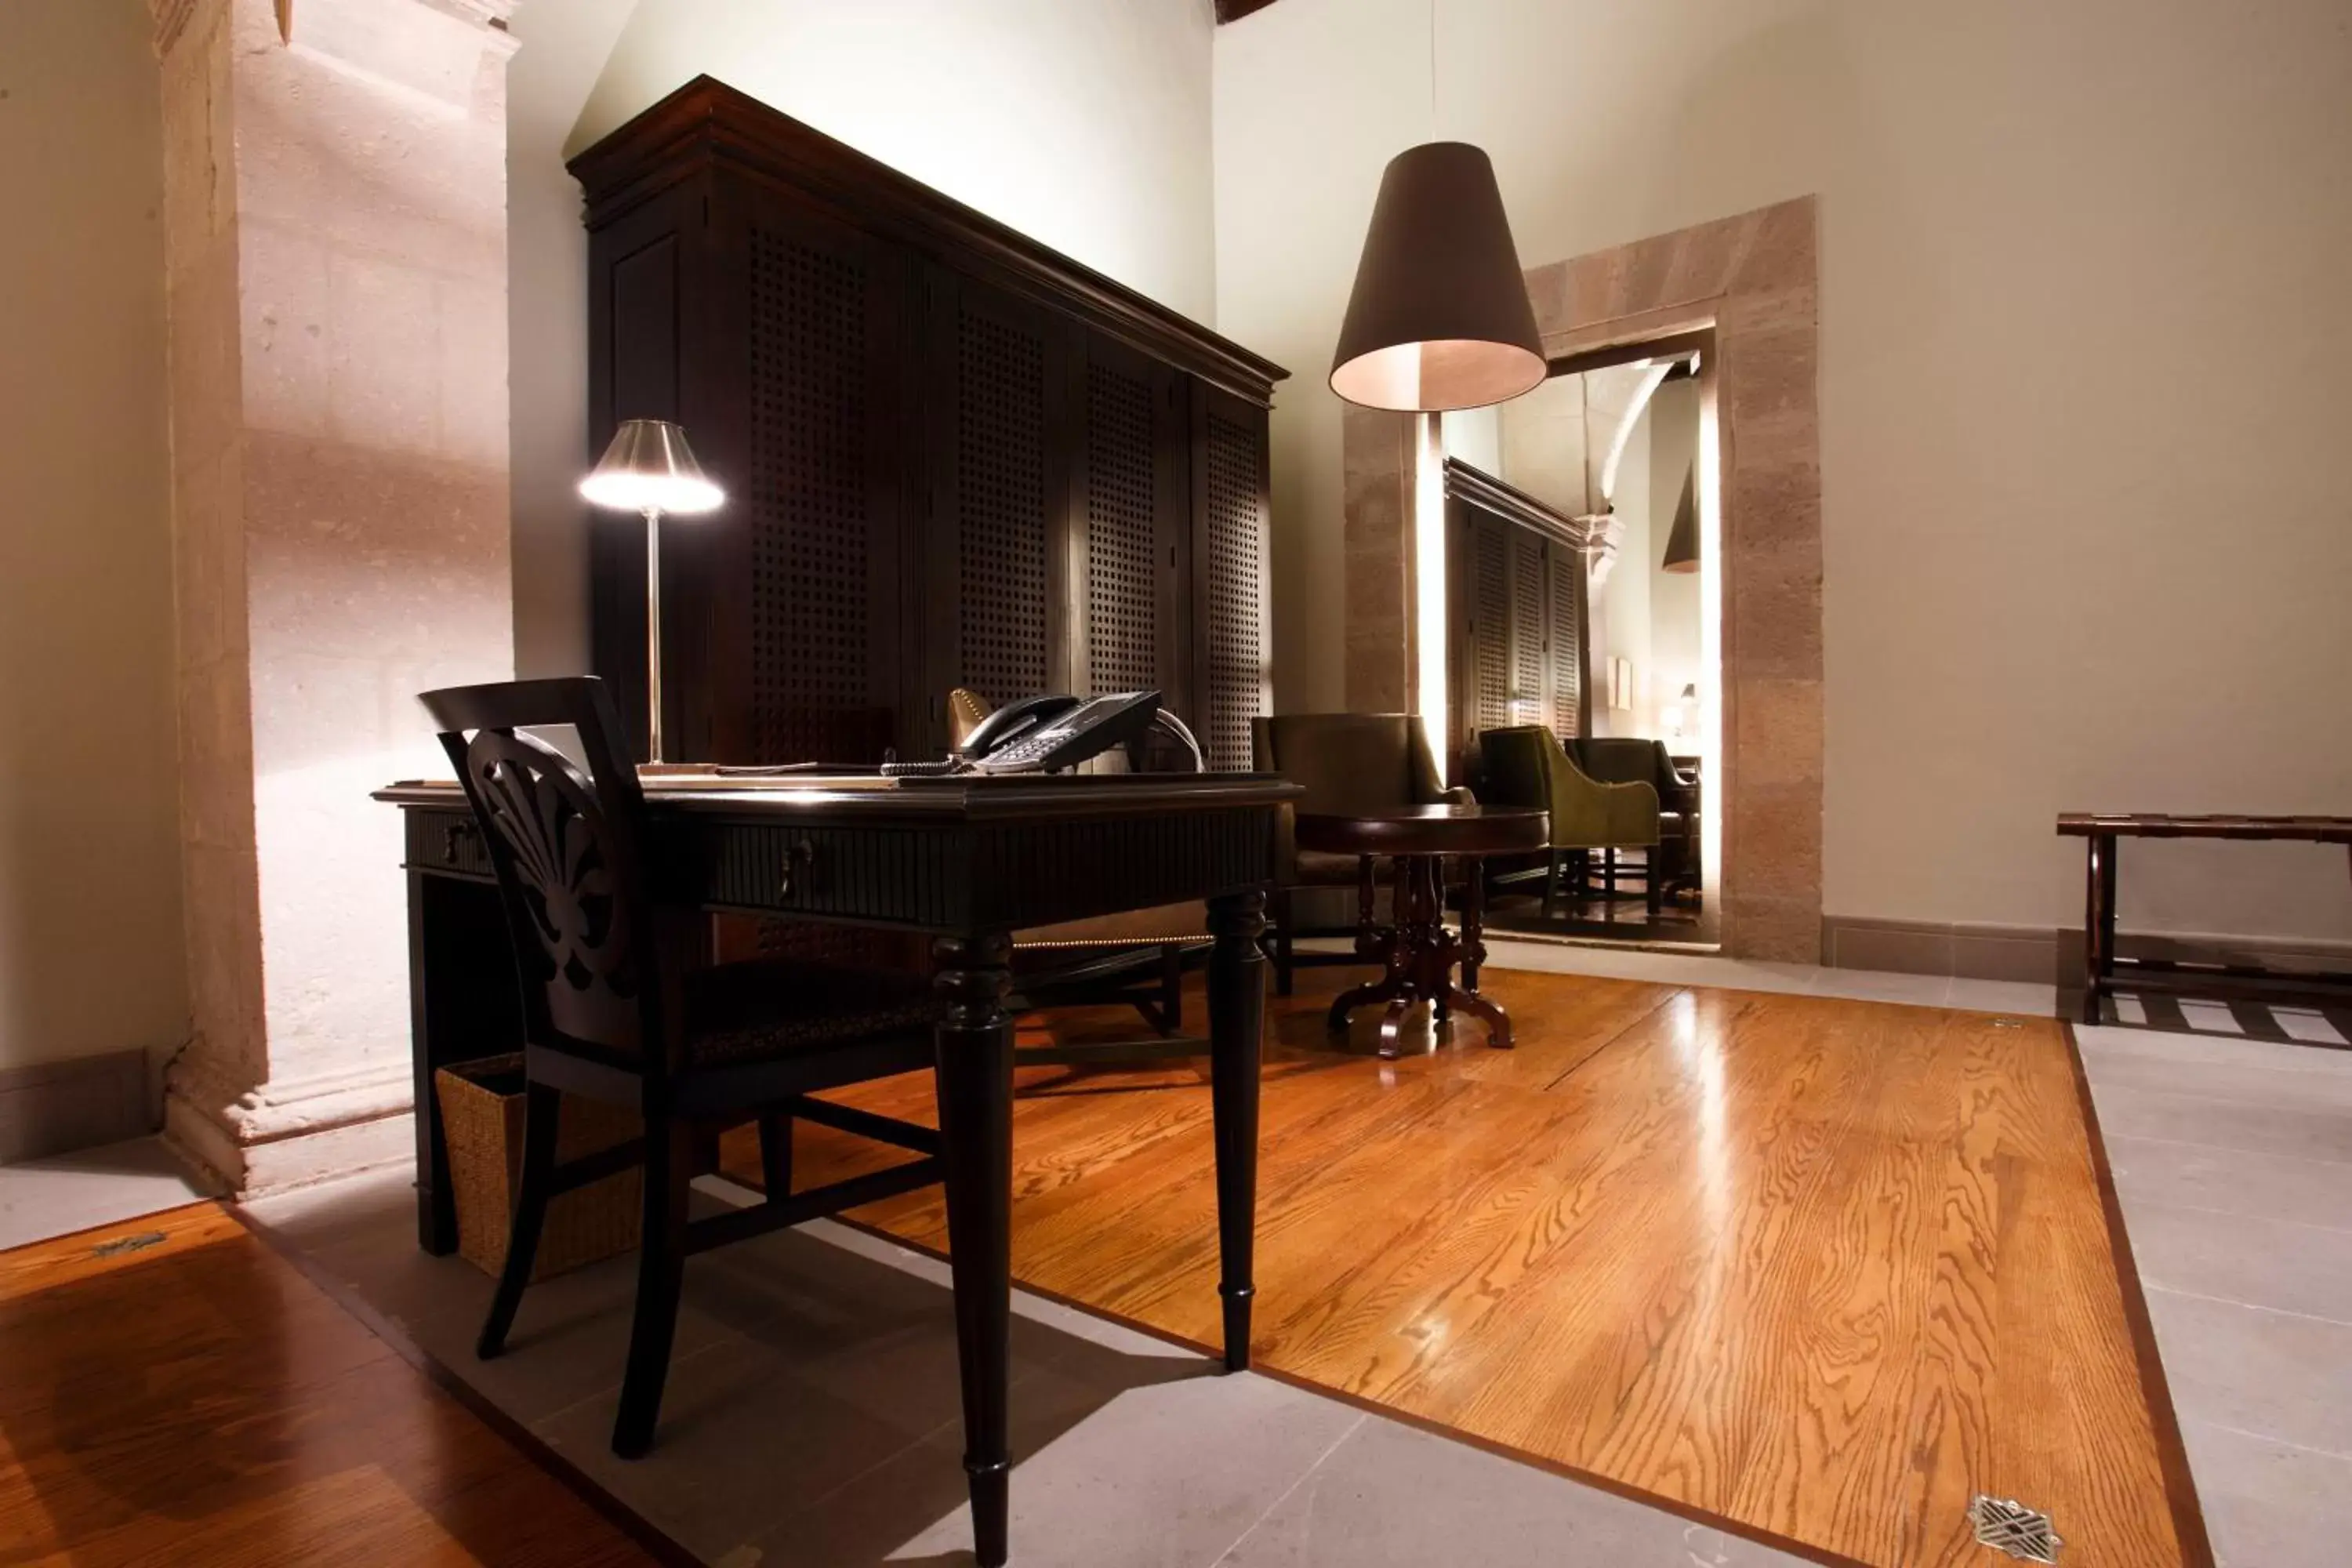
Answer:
1215, 0, 2352, 941
0, 0, 188, 1076
506, 0, 636, 679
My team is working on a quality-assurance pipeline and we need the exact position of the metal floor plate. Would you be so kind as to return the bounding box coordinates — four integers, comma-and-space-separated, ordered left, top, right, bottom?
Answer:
1969, 1494, 2062, 1563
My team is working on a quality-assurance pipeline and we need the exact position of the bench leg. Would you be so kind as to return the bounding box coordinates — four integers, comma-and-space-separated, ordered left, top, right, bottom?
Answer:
2082, 832, 2118, 1024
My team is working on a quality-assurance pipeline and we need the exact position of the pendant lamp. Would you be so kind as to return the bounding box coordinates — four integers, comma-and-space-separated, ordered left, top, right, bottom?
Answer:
1329, 141, 1546, 412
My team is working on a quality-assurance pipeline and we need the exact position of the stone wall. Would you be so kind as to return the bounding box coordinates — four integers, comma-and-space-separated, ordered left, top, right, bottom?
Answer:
154, 0, 517, 1192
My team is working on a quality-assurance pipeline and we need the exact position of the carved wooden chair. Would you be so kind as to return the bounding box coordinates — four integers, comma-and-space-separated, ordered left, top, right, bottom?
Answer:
419, 676, 945, 1459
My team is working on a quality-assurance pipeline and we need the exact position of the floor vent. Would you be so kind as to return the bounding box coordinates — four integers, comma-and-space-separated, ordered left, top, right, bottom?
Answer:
1969, 1494, 2061, 1563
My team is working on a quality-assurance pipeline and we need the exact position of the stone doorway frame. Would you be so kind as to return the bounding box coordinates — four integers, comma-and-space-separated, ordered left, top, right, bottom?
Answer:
1342, 197, 1823, 961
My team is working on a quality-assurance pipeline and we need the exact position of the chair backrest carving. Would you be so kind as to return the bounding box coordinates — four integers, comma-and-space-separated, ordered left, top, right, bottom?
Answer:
421, 678, 659, 1063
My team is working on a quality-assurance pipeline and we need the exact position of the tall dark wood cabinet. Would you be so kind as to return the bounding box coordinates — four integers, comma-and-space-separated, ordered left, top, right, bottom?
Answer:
1443, 459, 1597, 778
570, 78, 1285, 769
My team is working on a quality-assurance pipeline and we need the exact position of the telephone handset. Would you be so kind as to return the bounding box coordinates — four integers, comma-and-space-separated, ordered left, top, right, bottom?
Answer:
956, 693, 1080, 761
960, 690, 1163, 775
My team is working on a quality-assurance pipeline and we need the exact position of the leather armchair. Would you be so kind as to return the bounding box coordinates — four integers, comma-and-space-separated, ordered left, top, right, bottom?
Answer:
1570, 737, 1700, 901
1478, 726, 1662, 915
1250, 713, 1472, 993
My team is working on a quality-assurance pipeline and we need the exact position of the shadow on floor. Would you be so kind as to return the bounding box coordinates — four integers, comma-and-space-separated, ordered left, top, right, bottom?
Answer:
244, 1173, 1236, 1566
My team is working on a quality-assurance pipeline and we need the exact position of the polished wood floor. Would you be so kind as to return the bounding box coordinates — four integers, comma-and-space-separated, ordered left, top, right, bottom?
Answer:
0, 1203, 659, 1567
729, 966, 2194, 1568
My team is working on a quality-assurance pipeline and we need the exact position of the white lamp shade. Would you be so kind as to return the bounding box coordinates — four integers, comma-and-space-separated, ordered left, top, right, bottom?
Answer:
579, 419, 724, 514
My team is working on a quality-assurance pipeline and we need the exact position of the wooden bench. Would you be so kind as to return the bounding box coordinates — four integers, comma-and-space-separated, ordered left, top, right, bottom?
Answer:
2057, 813, 2352, 1025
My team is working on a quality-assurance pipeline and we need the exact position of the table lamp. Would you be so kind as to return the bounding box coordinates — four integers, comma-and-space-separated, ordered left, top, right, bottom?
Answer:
579, 419, 724, 763
1668, 682, 1697, 742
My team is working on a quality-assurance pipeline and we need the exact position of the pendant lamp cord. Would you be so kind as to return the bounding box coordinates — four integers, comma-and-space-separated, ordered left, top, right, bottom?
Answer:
1428, 0, 1439, 136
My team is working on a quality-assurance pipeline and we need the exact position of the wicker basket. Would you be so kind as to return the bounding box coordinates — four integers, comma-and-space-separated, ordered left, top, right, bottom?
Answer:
436, 1054, 641, 1282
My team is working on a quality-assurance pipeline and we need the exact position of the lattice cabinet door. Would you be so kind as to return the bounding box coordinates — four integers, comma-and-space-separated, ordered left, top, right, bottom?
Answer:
1446, 504, 1591, 767
1461, 511, 1514, 736
1073, 332, 1188, 713
1191, 384, 1272, 773
727, 200, 914, 766
924, 268, 1074, 739
1544, 538, 1588, 740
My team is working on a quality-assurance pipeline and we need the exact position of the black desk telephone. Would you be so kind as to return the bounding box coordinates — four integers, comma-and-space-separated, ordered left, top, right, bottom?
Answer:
883, 691, 1169, 777
960, 690, 1164, 773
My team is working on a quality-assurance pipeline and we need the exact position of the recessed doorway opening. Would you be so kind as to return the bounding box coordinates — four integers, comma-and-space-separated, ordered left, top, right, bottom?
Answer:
1439, 329, 1722, 949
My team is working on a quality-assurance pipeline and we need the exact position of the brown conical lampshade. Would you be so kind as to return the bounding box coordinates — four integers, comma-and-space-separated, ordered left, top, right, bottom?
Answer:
1330, 142, 1546, 412
1661, 464, 1699, 573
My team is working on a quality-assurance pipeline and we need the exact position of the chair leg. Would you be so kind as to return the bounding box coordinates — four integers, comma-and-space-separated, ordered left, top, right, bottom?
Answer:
1542, 849, 1563, 919
935, 933, 1017, 1568
476, 1080, 561, 1360
1604, 850, 1617, 900
1646, 850, 1664, 916
759, 1109, 793, 1198
1161, 942, 1185, 1033
1272, 888, 1296, 997
612, 1114, 693, 1459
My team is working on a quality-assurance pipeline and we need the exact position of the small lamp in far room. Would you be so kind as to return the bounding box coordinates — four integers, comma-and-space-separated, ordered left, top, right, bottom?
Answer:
1667, 682, 1698, 743
579, 419, 724, 764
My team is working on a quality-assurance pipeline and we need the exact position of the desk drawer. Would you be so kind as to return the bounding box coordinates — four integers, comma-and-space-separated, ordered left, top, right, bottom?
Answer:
406, 807, 495, 880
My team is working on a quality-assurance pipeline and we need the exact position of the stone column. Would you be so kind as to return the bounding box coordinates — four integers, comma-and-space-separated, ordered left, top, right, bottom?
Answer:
1341, 404, 1415, 714
153, 0, 517, 1192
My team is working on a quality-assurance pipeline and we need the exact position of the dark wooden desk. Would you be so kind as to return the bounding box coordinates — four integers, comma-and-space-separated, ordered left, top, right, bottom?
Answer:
377, 770, 1298, 1564
2059, 812, 2352, 1025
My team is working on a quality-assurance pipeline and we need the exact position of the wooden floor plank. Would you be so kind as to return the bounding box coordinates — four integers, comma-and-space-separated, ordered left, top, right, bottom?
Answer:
740, 967, 2190, 1567
0, 1204, 659, 1568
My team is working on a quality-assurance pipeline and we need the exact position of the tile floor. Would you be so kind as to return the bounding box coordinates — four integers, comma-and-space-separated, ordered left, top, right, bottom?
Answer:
239, 1168, 1809, 1567
2078, 1021, 2352, 1568
1468, 935, 2060, 1018
0, 1133, 216, 1251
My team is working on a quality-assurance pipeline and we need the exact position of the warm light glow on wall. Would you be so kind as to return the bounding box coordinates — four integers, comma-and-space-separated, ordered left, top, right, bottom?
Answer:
1414, 413, 1449, 762
1696, 361, 1725, 909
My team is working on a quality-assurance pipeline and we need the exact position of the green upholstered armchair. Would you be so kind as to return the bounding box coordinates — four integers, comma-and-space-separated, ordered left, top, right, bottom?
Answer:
1570, 737, 1700, 902
1251, 713, 1472, 993
1475, 726, 1661, 915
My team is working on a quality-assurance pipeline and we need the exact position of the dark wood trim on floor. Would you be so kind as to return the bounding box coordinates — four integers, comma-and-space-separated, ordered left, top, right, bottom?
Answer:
229, 1204, 702, 1568
2057, 1022, 2219, 1568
